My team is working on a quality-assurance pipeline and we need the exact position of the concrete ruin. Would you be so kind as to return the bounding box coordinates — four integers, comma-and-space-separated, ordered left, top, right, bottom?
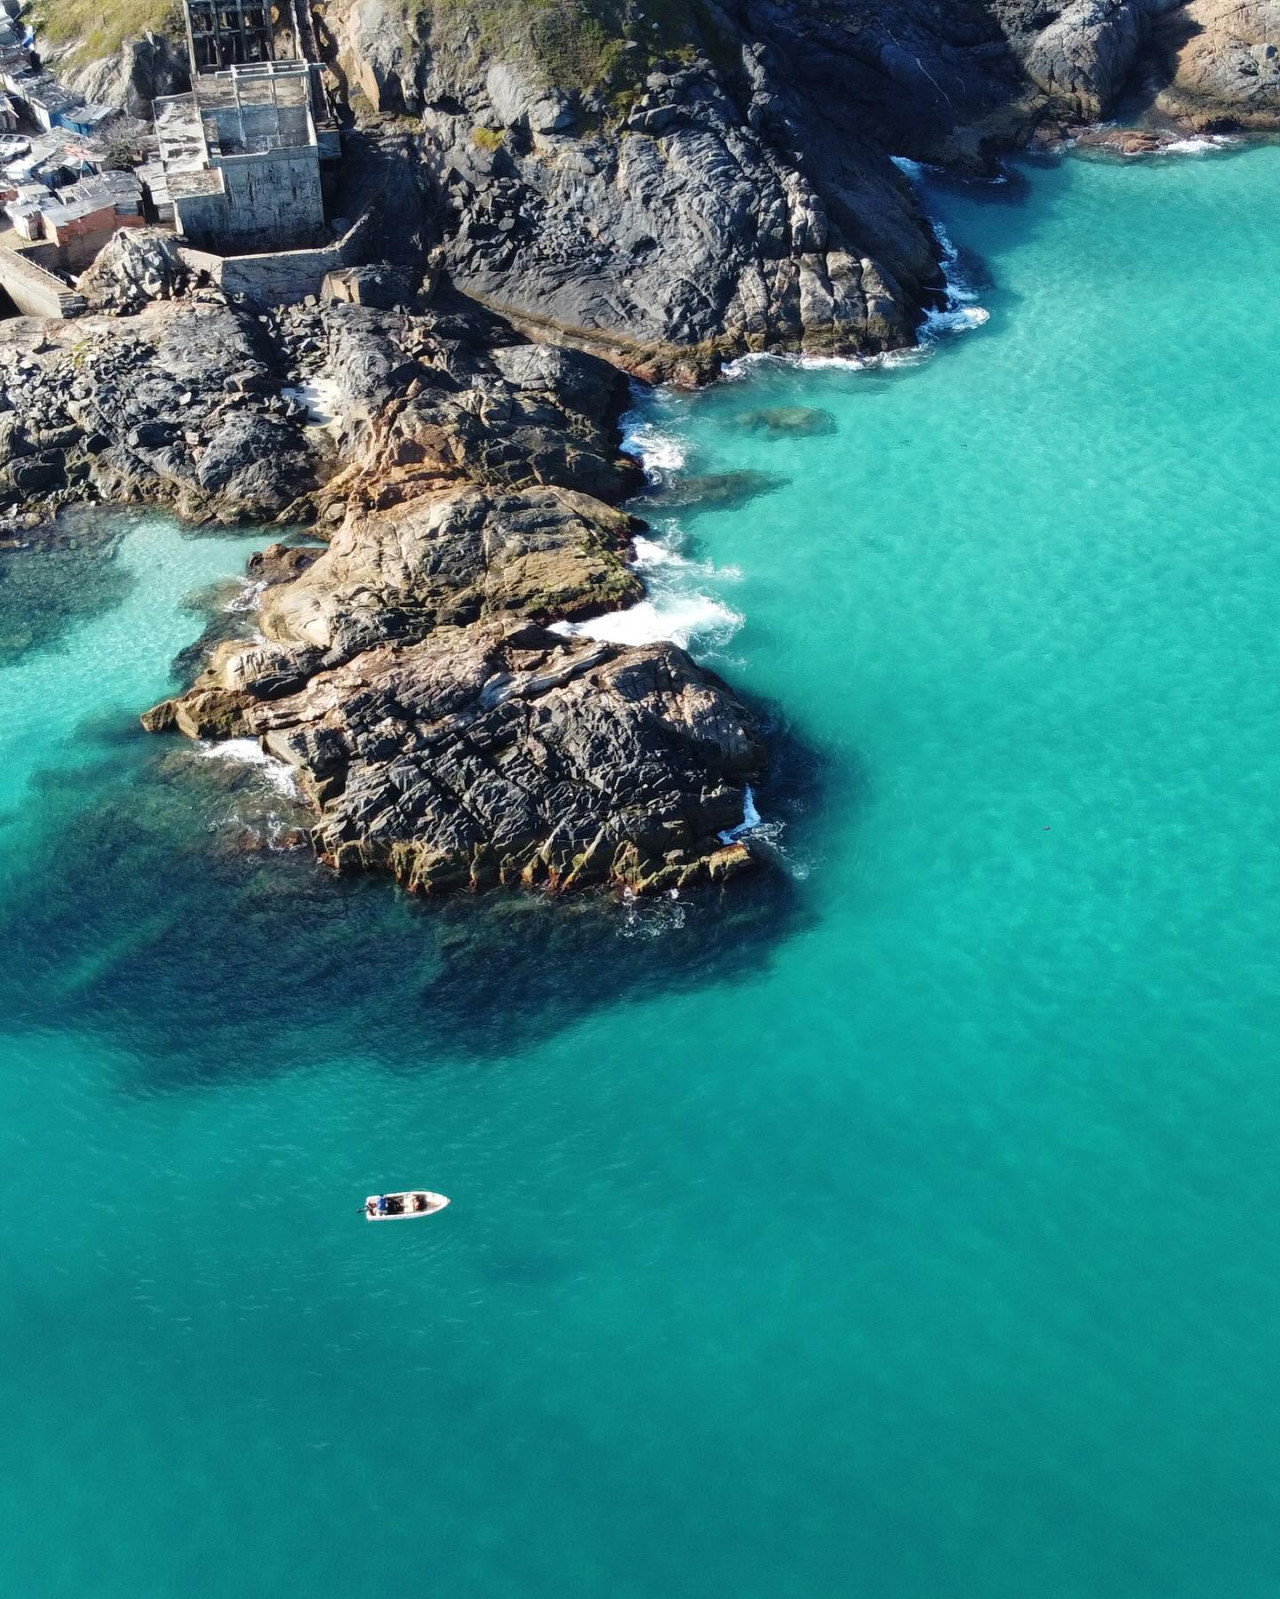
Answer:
183, 0, 274, 73
152, 0, 338, 254
154, 62, 331, 251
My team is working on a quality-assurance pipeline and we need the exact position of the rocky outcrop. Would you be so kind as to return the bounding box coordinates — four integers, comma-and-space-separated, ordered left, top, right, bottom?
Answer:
313, 295, 642, 507
992, 0, 1180, 119
147, 477, 765, 895
419, 60, 935, 380
78, 228, 192, 314
0, 282, 640, 526
39, 283, 765, 897
308, 0, 1280, 378
22, 0, 1280, 908
259, 482, 644, 661
1149, 0, 1280, 127
0, 300, 314, 523
155, 618, 762, 894
59, 31, 189, 118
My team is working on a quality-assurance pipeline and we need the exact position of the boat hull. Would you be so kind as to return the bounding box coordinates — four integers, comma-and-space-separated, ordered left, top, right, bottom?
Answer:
365, 1190, 450, 1220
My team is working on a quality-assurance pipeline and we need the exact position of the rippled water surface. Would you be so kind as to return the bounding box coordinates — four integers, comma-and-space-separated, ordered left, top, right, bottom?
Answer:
5, 148, 1280, 1598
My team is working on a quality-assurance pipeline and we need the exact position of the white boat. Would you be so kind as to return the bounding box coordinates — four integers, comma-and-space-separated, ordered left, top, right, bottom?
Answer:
365, 1190, 450, 1221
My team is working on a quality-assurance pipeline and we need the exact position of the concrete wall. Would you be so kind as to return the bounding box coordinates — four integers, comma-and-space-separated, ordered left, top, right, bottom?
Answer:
174, 147, 325, 254
0, 248, 85, 317
217, 148, 324, 251
178, 204, 377, 306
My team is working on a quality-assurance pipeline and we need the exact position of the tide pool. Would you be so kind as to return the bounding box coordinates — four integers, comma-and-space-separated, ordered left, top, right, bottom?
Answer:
3, 146, 1280, 1599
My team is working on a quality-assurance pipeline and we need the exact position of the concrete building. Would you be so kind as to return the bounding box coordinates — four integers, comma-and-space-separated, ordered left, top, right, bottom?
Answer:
184, 0, 273, 73
154, 61, 328, 252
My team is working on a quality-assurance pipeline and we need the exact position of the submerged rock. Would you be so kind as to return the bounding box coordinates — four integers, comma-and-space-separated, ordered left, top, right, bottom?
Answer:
738, 406, 838, 437
642, 470, 789, 513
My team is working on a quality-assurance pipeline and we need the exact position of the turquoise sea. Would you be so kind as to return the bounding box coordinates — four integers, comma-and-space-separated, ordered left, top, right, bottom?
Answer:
4, 146, 1280, 1598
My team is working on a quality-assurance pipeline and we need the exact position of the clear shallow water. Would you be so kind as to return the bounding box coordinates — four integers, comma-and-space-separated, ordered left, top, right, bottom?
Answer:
4, 147, 1280, 1598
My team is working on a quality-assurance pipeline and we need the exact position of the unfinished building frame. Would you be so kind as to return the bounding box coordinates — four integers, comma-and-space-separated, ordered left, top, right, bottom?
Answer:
155, 61, 327, 251
184, 0, 273, 74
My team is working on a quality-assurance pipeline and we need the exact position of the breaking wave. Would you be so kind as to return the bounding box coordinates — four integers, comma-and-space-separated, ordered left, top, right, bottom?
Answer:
1162, 135, 1239, 157
223, 578, 266, 614
719, 785, 762, 843
623, 419, 688, 479
196, 737, 301, 799
552, 592, 741, 652
921, 217, 991, 341
553, 523, 743, 653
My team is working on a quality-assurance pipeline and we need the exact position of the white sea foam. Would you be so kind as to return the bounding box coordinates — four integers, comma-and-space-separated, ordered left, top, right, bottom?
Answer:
554, 518, 744, 651
623, 419, 687, 478
631, 533, 684, 567
890, 155, 937, 182
196, 738, 301, 799
1163, 135, 1238, 157
223, 578, 267, 614
552, 591, 742, 651
722, 350, 869, 380
283, 377, 343, 427
896, 164, 992, 346
922, 303, 992, 338
795, 352, 874, 373
617, 886, 689, 938
718, 785, 763, 843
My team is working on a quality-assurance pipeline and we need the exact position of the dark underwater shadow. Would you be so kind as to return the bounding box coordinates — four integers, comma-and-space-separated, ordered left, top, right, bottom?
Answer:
0, 699, 854, 1088
635, 468, 791, 518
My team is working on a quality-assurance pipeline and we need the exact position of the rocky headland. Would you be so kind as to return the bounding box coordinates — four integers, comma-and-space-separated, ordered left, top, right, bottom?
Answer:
8, 0, 1280, 896
3, 242, 766, 894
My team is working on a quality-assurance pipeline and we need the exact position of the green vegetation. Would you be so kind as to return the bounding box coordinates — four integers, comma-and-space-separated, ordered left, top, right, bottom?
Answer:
420, 0, 716, 99
471, 123, 505, 149
32, 0, 181, 63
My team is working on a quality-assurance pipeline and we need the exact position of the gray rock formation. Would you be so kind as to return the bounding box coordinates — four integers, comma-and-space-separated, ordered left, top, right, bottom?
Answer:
0, 287, 640, 525
420, 61, 935, 379
311, 0, 1279, 375
997, 0, 1182, 119
147, 485, 764, 895
60, 32, 190, 118
0, 301, 314, 522
258, 482, 644, 662
1150, 0, 1280, 127
78, 228, 192, 313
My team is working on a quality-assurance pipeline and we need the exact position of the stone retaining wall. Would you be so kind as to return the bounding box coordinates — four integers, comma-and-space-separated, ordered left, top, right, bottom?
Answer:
0, 247, 86, 318
178, 205, 378, 307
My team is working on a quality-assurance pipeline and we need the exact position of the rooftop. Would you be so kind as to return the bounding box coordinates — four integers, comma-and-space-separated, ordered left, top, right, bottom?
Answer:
40, 169, 141, 226
155, 60, 317, 177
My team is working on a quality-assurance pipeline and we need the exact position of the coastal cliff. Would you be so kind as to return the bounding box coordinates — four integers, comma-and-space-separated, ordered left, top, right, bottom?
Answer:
12, 0, 1280, 894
